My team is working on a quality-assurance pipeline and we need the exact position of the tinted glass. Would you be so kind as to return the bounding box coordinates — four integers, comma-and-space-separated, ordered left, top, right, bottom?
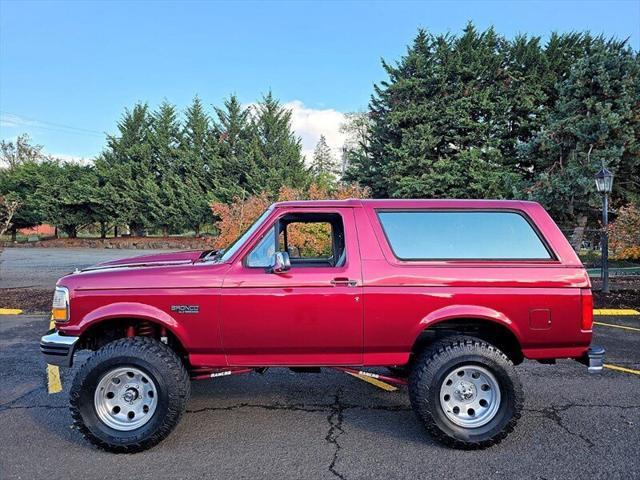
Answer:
378, 211, 551, 260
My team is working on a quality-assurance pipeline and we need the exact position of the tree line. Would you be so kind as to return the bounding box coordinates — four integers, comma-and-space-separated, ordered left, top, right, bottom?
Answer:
1, 93, 341, 239
1, 23, 638, 241
345, 25, 640, 225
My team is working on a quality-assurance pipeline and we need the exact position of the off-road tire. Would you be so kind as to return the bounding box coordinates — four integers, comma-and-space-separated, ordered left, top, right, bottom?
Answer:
70, 336, 190, 453
408, 335, 523, 449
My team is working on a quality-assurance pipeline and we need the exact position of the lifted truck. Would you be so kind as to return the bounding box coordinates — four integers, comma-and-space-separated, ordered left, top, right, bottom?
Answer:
41, 199, 604, 452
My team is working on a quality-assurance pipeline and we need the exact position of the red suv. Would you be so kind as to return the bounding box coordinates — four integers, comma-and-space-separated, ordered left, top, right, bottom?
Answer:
41, 199, 604, 452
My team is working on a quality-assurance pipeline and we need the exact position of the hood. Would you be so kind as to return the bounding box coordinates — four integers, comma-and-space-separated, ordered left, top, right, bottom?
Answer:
57, 249, 228, 291
84, 250, 210, 272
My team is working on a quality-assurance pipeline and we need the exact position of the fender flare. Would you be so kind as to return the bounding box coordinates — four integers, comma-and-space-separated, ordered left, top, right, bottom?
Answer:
72, 302, 188, 347
412, 304, 523, 344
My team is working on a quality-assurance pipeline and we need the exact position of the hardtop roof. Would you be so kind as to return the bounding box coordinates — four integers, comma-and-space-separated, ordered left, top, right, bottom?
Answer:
272, 199, 540, 209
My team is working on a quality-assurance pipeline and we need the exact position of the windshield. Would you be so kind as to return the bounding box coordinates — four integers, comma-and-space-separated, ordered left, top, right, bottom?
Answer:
218, 207, 273, 263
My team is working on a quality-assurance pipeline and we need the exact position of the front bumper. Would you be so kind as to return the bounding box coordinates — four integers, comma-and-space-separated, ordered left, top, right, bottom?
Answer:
577, 345, 606, 373
40, 329, 80, 367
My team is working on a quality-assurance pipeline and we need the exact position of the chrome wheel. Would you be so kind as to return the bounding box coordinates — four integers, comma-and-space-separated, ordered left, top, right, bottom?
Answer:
439, 365, 501, 428
94, 366, 158, 431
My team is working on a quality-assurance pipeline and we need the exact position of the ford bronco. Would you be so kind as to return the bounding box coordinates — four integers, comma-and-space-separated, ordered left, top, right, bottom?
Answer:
41, 199, 604, 452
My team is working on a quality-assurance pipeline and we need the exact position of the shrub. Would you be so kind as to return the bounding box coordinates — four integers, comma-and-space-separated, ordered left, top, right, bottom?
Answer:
210, 183, 370, 254
608, 204, 640, 260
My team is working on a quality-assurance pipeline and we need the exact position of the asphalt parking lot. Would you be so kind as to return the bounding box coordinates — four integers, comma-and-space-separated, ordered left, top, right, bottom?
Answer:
0, 248, 172, 289
0, 248, 639, 479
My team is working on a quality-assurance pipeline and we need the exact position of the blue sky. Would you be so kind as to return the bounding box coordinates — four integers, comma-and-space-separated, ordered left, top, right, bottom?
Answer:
1, 0, 639, 161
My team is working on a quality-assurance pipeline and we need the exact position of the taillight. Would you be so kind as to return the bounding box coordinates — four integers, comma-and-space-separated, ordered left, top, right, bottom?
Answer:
581, 289, 593, 331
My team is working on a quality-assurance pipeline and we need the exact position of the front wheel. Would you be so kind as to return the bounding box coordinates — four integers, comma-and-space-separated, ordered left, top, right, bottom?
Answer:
409, 336, 523, 449
70, 337, 190, 452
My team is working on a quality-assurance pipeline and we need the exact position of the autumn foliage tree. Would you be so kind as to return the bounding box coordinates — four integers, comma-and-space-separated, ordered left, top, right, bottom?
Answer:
608, 204, 640, 260
210, 183, 370, 255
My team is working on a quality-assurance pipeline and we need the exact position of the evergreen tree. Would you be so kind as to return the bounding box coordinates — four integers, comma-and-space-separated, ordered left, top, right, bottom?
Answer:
96, 103, 162, 235
0, 135, 52, 239
523, 38, 640, 222
35, 161, 101, 238
347, 25, 639, 225
150, 101, 185, 234
214, 95, 257, 200
180, 96, 217, 236
0, 160, 47, 239
310, 135, 339, 186
350, 26, 518, 199
248, 92, 309, 194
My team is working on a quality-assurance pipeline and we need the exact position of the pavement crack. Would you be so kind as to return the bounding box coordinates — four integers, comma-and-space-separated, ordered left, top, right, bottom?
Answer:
0, 404, 66, 412
523, 403, 609, 448
523, 402, 640, 448
186, 402, 331, 414
325, 390, 347, 480
0, 386, 42, 411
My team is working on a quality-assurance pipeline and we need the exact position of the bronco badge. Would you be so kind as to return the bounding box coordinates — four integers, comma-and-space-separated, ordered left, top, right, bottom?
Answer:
171, 305, 199, 314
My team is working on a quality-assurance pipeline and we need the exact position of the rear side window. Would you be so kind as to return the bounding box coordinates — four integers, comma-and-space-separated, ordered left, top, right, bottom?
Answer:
377, 211, 552, 260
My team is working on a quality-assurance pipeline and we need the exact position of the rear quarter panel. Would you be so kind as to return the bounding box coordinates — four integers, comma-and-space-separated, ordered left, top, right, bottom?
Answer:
355, 202, 592, 365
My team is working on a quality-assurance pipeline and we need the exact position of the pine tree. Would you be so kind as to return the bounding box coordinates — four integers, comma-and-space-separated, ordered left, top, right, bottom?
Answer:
180, 96, 217, 236
248, 92, 309, 194
523, 37, 640, 222
96, 103, 162, 235
310, 135, 339, 186
150, 101, 184, 234
351, 26, 518, 199
214, 95, 257, 200
35, 161, 101, 238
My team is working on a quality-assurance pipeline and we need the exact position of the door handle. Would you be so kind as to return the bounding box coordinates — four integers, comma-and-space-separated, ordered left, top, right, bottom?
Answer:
330, 277, 358, 287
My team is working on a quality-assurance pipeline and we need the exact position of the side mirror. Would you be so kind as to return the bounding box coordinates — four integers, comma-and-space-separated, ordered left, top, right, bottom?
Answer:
269, 251, 291, 273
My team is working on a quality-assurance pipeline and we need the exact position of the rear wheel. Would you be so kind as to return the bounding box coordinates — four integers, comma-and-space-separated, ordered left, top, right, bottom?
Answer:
408, 335, 523, 449
70, 336, 190, 453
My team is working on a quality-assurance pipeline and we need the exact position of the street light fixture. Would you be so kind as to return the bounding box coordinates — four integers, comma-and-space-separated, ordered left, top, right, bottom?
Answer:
594, 166, 613, 294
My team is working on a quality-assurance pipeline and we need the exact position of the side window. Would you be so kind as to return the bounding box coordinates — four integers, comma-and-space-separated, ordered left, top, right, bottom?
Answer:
246, 226, 276, 267
377, 210, 552, 260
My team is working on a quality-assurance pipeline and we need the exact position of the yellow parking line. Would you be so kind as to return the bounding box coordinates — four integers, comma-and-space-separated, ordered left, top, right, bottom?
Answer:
604, 364, 640, 376
594, 309, 639, 316
344, 371, 398, 392
0, 308, 23, 315
594, 321, 640, 332
47, 318, 62, 394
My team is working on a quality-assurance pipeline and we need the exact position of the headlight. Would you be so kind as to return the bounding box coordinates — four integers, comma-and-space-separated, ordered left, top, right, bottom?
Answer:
52, 286, 70, 322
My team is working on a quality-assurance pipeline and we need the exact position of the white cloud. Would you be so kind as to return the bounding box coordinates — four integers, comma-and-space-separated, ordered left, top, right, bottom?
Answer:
283, 100, 347, 164
245, 100, 348, 165
49, 152, 93, 165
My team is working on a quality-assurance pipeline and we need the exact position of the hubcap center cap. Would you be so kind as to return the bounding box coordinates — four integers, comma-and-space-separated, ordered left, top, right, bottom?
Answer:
122, 387, 139, 403
454, 381, 476, 402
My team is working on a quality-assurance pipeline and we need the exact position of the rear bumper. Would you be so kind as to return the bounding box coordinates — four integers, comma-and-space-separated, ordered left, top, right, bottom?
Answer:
40, 329, 79, 367
576, 345, 606, 374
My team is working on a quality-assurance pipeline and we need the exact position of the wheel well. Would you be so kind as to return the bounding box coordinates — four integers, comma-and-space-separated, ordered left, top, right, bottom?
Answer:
77, 318, 189, 365
412, 318, 524, 365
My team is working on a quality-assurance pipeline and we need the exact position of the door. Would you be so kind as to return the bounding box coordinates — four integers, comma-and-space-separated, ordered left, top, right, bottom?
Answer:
220, 208, 363, 365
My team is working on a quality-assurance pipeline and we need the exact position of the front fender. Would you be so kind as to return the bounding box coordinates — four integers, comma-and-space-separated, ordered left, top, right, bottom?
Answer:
413, 304, 523, 342
62, 302, 188, 347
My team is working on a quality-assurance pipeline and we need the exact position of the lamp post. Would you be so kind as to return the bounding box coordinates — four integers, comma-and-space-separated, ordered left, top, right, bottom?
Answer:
594, 166, 614, 294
